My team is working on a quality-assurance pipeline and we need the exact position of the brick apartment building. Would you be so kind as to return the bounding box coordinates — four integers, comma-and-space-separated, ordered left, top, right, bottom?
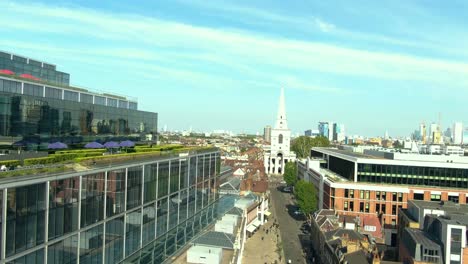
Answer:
298, 147, 468, 246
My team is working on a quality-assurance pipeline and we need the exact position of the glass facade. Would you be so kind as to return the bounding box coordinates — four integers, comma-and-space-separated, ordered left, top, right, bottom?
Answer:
0, 51, 70, 86
0, 82, 156, 144
0, 151, 222, 264
357, 163, 468, 188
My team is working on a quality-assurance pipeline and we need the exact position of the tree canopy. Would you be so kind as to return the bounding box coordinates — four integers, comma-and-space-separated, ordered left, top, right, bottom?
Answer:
291, 136, 330, 158
294, 180, 317, 216
283, 162, 297, 186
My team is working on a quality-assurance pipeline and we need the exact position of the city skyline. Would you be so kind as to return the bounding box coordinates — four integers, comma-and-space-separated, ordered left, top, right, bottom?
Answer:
1, 0, 468, 136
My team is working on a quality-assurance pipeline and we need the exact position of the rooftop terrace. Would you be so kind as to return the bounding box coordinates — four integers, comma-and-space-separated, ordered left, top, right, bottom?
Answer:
0, 145, 218, 185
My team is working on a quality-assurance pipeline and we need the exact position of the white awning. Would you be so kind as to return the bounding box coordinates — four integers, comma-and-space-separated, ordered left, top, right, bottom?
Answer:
251, 219, 262, 227
246, 224, 257, 233
264, 211, 272, 217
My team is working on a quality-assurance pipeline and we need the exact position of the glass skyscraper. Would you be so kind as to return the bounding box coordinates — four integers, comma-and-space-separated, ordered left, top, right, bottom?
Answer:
0, 150, 222, 264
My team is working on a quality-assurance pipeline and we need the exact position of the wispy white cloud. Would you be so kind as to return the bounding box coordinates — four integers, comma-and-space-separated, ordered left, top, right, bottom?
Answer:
0, 0, 467, 95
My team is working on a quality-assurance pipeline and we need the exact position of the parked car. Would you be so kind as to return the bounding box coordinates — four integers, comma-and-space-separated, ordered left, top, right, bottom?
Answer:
283, 186, 292, 192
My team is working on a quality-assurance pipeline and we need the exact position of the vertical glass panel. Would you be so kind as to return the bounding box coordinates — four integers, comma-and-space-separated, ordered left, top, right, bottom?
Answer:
45, 87, 62, 99
127, 166, 142, 210
6, 183, 46, 257
178, 189, 188, 223
94, 96, 106, 106
81, 172, 105, 228
180, 159, 189, 190
80, 93, 93, 104
142, 204, 156, 245
125, 209, 141, 257
188, 186, 196, 218
169, 161, 180, 194
23, 83, 43, 97
107, 98, 117, 107
158, 162, 169, 198
105, 217, 124, 264
48, 234, 78, 264
168, 192, 179, 230
63, 90, 78, 102
144, 164, 158, 203
106, 169, 126, 217
165, 229, 176, 256
79, 224, 103, 264
189, 157, 197, 186
156, 198, 168, 238
49, 177, 80, 240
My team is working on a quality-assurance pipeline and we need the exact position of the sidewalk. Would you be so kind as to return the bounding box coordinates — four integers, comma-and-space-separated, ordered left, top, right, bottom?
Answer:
242, 199, 284, 264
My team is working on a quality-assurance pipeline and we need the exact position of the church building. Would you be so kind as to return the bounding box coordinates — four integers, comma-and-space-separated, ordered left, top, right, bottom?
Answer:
264, 88, 296, 175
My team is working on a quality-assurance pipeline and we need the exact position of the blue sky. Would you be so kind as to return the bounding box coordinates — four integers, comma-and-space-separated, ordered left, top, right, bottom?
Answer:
1, 0, 468, 137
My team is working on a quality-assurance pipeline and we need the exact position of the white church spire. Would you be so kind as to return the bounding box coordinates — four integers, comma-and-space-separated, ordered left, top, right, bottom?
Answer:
275, 88, 288, 129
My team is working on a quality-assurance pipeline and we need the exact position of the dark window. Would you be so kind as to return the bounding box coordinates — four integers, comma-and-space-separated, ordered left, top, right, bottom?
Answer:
398, 192, 403, 202
118, 100, 128, 109
376, 191, 380, 200
94, 96, 106, 105
45, 87, 62, 99
129, 102, 137, 110
0, 79, 21, 93
345, 189, 349, 198
80, 93, 93, 104
278, 134, 283, 144
448, 195, 459, 203
382, 192, 386, 200
349, 201, 354, 212
106, 169, 126, 217
6, 183, 46, 257
107, 98, 117, 107
23, 83, 43, 97
81, 173, 105, 228
127, 166, 143, 210
392, 192, 397, 202
360, 202, 364, 212
414, 193, 424, 200
392, 205, 397, 215
376, 204, 381, 212
49, 177, 79, 240
63, 90, 78, 102
382, 204, 386, 214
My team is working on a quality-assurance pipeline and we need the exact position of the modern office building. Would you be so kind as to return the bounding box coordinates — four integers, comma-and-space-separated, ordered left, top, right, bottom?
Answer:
318, 121, 333, 141
399, 200, 468, 264
264, 88, 296, 175
0, 51, 157, 145
0, 148, 224, 264
333, 123, 345, 142
298, 147, 468, 245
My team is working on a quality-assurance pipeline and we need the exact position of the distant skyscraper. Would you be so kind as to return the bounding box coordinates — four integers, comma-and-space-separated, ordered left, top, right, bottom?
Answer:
429, 123, 439, 143
264, 125, 272, 142
384, 130, 389, 140
419, 122, 426, 143
453, 122, 463, 145
333, 123, 345, 142
318, 121, 334, 141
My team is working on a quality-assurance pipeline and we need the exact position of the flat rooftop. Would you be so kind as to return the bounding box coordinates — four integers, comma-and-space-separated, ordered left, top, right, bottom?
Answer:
410, 200, 468, 214
313, 148, 382, 159
0, 146, 217, 186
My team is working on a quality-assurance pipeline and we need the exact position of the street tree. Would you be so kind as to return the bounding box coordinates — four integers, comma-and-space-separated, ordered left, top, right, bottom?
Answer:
294, 180, 317, 219
283, 162, 297, 186
291, 136, 330, 158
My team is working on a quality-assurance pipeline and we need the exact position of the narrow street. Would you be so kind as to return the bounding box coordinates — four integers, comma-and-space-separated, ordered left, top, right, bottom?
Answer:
270, 184, 307, 264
